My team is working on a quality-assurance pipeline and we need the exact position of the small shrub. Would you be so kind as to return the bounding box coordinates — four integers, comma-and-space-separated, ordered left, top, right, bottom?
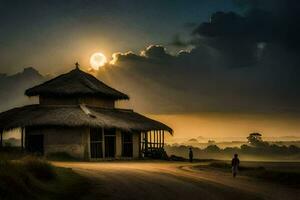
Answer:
22, 156, 56, 181
0, 160, 32, 199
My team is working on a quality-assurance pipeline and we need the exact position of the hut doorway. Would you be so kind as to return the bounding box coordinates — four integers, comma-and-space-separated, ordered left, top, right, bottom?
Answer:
122, 132, 133, 157
104, 129, 116, 158
26, 134, 44, 155
90, 128, 103, 158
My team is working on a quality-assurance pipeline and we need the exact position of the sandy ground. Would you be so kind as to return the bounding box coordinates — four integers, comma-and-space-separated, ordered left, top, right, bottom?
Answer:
53, 161, 300, 200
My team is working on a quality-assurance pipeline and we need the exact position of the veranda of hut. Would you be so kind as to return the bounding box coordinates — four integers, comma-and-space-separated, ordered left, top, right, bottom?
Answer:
0, 114, 171, 160
11, 126, 169, 160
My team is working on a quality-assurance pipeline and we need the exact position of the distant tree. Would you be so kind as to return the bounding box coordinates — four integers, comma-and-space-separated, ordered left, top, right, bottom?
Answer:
247, 133, 269, 147
224, 146, 239, 153
247, 133, 262, 143
205, 145, 221, 152
208, 140, 216, 145
240, 144, 253, 153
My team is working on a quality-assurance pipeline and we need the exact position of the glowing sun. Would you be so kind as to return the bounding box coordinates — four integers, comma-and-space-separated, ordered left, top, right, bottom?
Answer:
90, 52, 107, 70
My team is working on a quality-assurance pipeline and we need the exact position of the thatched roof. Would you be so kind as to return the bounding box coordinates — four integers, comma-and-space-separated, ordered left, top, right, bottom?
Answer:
0, 105, 172, 133
25, 67, 129, 100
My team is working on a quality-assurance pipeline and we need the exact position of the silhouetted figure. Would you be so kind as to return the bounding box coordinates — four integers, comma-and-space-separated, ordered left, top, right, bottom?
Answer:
231, 154, 240, 178
189, 147, 193, 162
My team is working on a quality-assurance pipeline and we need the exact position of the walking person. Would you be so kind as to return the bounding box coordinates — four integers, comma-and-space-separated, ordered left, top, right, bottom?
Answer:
231, 153, 240, 178
189, 147, 193, 163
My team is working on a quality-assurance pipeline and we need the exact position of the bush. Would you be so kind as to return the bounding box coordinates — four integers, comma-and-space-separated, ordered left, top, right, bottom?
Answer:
0, 160, 33, 199
0, 157, 57, 199
22, 156, 56, 181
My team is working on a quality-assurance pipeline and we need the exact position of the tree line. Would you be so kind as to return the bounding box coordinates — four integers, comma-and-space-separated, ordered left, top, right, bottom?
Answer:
165, 133, 300, 159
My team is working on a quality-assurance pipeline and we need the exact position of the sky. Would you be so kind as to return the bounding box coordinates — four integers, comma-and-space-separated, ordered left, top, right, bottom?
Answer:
1, 0, 300, 140
0, 0, 237, 74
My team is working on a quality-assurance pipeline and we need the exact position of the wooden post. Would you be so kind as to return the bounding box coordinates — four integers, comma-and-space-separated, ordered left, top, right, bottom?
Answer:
102, 127, 105, 158
162, 130, 165, 148
149, 131, 152, 151
157, 130, 158, 148
141, 132, 144, 152
156, 130, 159, 148
152, 130, 155, 148
145, 132, 148, 151
152, 131, 155, 150
161, 130, 163, 148
152, 131, 154, 150
144, 132, 146, 152
157, 130, 159, 148
138, 132, 141, 158
21, 128, 24, 150
154, 131, 156, 149
0, 129, 3, 148
159, 130, 161, 148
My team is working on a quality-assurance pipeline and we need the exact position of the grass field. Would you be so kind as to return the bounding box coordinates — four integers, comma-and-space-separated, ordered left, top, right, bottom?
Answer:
195, 161, 300, 187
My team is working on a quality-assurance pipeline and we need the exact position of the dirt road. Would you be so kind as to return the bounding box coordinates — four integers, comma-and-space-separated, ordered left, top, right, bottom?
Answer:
53, 161, 299, 200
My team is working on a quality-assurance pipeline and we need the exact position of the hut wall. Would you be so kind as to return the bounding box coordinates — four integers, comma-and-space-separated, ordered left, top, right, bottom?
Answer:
39, 96, 115, 108
79, 97, 115, 108
26, 127, 89, 159
115, 130, 122, 158
39, 96, 78, 105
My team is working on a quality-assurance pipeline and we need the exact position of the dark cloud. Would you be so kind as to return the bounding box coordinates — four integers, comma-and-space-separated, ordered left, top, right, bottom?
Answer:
142, 45, 172, 60
198, 0, 300, 48
97, 0, 300, 115
0, 68, 45, 112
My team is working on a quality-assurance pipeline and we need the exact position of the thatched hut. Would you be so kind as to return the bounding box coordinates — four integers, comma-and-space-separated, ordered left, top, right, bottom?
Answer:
0, 65, 172, 160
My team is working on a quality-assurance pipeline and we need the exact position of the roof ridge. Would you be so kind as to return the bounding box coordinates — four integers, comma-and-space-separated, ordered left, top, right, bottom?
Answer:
76, 71, 99, 93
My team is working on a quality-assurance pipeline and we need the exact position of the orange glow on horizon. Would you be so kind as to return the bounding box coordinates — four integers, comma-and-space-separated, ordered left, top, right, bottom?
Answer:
147, 113, 300, 142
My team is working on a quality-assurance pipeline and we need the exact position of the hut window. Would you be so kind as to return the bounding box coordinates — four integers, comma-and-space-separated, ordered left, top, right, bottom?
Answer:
122, 132, 133, 157
90, 128, 103, 158
104, 128, 116, 158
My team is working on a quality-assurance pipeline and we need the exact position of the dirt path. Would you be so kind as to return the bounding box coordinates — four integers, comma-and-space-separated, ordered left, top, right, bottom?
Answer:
53, 161, 299, 200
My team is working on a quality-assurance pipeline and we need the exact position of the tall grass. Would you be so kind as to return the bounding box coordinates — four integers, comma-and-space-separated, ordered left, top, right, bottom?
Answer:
22, 156, 56, 180
0, 156, 56, 199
